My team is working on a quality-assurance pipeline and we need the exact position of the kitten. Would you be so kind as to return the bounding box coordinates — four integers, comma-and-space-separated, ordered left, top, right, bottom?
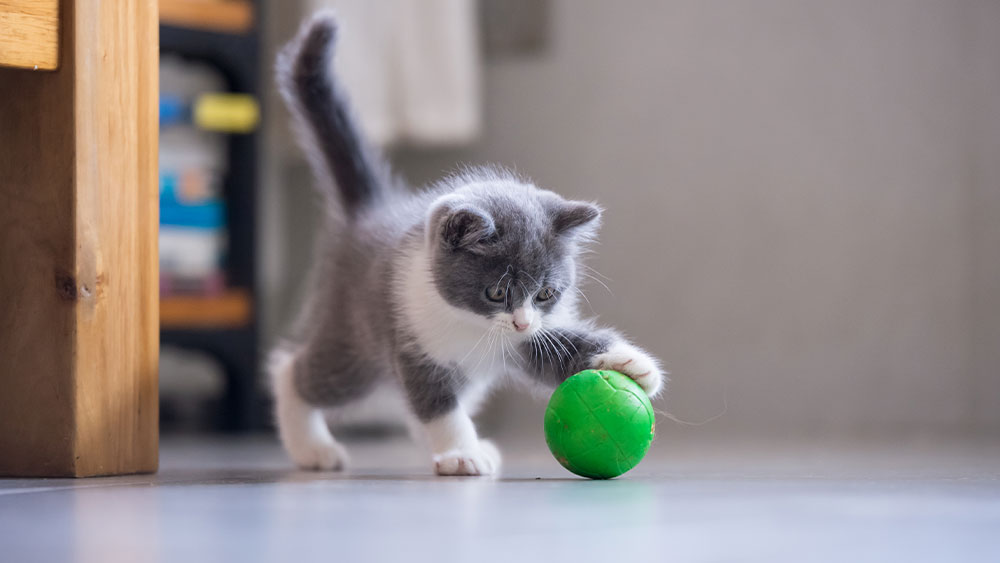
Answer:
271, 12, 665, 476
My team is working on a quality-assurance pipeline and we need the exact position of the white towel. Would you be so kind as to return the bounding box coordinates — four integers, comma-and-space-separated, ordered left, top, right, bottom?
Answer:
305, 0, 482, 147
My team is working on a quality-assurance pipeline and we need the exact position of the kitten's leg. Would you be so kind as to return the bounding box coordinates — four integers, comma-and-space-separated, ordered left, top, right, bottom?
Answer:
397, 350, 500, 476
424, 407, 501, 476
269, 349, 349, 471
522, 324, 665, 396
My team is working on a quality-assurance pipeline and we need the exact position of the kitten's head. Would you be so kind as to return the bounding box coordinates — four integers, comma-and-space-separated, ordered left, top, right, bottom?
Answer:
425, 169, 601, 337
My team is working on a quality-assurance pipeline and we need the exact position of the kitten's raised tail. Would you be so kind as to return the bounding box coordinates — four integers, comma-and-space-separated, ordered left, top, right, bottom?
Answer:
276, 11, 385, 216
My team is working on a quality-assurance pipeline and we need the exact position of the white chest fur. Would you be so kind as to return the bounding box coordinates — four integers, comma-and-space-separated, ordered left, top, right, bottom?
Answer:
395, 243, 510, 380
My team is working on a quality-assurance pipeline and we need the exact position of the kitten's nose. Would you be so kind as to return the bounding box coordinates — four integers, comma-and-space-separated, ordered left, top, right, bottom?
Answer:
512, 307, 534, 332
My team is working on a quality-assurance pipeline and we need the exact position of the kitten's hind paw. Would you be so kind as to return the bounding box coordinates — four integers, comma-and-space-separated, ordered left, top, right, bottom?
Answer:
434, 440, 501, 477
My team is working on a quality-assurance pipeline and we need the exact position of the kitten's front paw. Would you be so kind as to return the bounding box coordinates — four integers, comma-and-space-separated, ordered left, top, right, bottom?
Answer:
434, 440, 501, 476
286, 435, 349, 471
592, 341, 665, 397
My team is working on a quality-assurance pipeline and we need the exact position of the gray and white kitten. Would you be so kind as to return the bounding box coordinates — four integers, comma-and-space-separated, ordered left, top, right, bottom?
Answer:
271, 12, 665, 476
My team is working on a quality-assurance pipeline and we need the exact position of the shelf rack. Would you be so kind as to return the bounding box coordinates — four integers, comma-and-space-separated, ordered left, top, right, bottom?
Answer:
159, 0, 263, 431
160, 0, 255, 34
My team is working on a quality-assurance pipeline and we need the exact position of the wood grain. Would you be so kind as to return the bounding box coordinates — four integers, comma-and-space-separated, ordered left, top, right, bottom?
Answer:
0, 0, 158, 477
160, 0, 254, 34
0, 0, 59, 70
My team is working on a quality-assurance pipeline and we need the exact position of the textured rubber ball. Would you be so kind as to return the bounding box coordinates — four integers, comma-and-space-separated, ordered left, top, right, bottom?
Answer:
544, 369, 655, 479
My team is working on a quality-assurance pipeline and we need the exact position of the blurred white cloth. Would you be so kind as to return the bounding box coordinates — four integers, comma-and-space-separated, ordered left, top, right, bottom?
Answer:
306, 0, 481, 147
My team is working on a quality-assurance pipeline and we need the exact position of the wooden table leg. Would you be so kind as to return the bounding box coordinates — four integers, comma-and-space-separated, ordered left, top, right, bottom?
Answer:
0, 0, 159, 477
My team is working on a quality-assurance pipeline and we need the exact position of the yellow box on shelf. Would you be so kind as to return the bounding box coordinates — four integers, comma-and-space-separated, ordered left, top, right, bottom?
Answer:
193, 93, 260, 133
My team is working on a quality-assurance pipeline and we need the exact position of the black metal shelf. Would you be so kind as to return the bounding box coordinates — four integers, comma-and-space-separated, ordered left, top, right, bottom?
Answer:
159, 6, 263, 432
161, 327, 262, 431
160, 25, 259, 95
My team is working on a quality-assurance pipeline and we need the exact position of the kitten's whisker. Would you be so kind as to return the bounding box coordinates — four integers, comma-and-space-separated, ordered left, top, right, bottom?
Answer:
485, 331, 500, 374
580, 271, 613, 295
539, 330, 561, 362
581, 263, 613, 281
504, 333, 524, 364
548, 328, 580, 355
499, 330, 509, 375
569, 286, 595, 313
484, 326, 501, 374
532, 334, 550, 373
494, 264, 513, 299
538, 331, 556, 369
520, 271, 541, 292
529, 334, 543, 371
470, 325, 498, 376
517, 279, 532, 300
538, 330, 564, 369
543, 329, 573, 362
536, 336, 549, 373
457, 325, 493, 366
544, 333, 560, 370
508, 338, 525, 361
503, 334, 522, 371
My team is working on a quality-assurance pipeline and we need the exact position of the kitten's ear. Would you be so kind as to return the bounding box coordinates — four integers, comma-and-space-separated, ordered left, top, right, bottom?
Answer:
552, 201, 602, 236
427, 197, 496, 251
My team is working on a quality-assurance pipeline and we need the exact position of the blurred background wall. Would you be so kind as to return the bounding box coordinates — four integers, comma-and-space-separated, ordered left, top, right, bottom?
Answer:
259, 0, 1000, 440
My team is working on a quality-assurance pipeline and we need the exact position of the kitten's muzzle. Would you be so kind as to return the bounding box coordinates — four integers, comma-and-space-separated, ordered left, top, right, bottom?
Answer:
512, 306, 535, 332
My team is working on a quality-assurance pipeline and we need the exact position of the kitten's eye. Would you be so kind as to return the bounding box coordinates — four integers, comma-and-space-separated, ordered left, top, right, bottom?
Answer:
536, 286, 556, 302
485, 284, 507, 302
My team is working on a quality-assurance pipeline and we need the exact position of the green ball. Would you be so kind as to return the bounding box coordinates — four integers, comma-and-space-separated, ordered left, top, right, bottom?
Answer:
544, 369, 655, 479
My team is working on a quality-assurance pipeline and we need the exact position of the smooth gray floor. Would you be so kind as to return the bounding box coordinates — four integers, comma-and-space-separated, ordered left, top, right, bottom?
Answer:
2, 434, 999, 562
